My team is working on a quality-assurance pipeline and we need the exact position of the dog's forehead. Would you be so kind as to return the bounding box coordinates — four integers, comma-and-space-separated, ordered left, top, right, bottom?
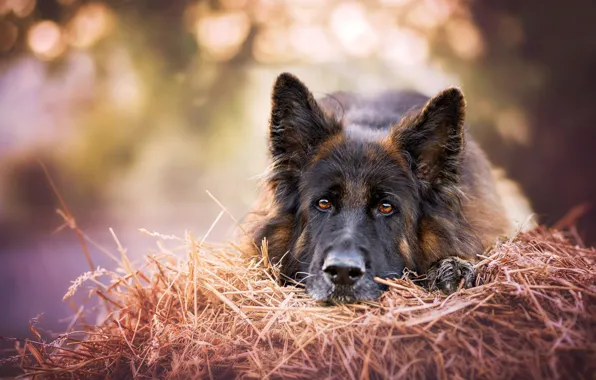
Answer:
306, 134, 408, 204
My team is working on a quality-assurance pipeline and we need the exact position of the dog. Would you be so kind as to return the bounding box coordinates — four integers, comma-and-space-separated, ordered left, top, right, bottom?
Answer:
244, 73, 533, 303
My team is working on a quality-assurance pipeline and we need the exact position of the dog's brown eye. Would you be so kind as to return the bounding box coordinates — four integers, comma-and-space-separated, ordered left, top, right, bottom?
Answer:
378, 202, 394, 215
317, 199, 332, 211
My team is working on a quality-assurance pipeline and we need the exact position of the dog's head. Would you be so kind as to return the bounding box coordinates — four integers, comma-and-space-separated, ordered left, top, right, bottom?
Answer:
263, 73, 467, 302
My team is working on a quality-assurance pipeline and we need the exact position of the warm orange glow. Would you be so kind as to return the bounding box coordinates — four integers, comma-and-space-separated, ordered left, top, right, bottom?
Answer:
183, 4, 199, 32
330, 2, 378, 57
496, 108, 531, 145
4, 0, 37, 18
285, 0, 328, 25
445, 19, 484, 60
67, 3, 114, 49
475, 98, 497, 119
27, 20, 66, 60
195, 11, 250, 61
107, 53, 145, 113
378, 0, 411, 6
252, 0, 285, 25
381, 27, 429, 65
407, 0, 453, 31
289, 24, 337, 62
253, 27, 291, 63
220, 0, 249, 10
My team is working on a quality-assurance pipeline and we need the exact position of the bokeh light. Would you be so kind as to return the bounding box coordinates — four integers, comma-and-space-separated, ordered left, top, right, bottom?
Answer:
66, 3, 114, 49
330, 2, 379, 57
381, 27, 429, 66
195, 11, 250, 61
253, 26, 292, 63
289, 23, 337, 62
445, 18, 484, 60
1, 0, 36, 18
407, 0, 453, 31
496, 108, 531, 146
27, 20, 66, 61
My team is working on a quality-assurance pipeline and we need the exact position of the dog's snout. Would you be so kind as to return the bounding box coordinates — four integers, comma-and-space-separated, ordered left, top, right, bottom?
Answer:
322, 250, 365, 286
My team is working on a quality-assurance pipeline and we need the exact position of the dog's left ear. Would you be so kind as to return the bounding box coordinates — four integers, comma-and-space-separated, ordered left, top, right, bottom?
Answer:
392, 87, 466, 186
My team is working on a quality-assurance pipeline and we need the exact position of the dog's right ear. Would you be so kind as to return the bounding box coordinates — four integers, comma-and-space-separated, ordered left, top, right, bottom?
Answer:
268, 73, 341, 201
392, 87, 466, 187
269, 73, 340, 162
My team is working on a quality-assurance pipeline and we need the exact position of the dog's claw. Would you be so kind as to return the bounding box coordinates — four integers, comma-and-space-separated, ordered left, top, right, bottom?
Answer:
427, 257, 475, 295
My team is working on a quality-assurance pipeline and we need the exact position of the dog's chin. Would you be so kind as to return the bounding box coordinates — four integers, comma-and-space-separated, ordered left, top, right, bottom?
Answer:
306, 276, 383, 304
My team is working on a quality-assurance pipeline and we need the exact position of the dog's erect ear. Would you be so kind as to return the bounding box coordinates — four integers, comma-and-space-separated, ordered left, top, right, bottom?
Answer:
268, 73, 341, 202
269, 73, 340, 161
392, 87, 466, 186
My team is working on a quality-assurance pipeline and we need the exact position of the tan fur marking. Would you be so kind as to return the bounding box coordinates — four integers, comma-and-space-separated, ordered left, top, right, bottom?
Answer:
418, 222, 443, 272
309, 132, 345, 167
399, 239, 414, 269
380, 134, 409, 170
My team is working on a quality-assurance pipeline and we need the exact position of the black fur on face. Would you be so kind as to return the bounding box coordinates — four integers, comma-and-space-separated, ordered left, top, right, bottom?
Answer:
257, 73, 475, 302
297, 141, 419, 302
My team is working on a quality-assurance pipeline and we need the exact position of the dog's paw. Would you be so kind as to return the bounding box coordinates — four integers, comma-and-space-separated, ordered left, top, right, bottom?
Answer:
426, 257, 475, 295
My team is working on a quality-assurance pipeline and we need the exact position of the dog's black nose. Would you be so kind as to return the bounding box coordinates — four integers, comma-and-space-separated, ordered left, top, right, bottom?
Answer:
323, 251, 365, 286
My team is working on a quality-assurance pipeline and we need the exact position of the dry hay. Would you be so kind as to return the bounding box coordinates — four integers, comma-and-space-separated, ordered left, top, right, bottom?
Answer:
13, 227, 596, 379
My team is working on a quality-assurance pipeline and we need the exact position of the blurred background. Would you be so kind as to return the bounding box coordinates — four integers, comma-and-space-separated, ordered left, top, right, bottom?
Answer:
0, 0, 595, 353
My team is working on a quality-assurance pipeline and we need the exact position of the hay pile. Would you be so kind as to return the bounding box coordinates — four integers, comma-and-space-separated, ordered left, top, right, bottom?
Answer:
16, 227, 596, 379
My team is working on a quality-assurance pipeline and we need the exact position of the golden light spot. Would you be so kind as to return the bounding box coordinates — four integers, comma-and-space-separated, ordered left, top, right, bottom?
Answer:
407, 0, 453, 31
286, 0, 325, 24
195, 11, 250, 61
445, 18, 484, 60
253, 27, 292, 63
293, 0, 328, 4
182, 4, 200, 32
27, 20, 66, 61
66, 3, 114, 49
220, 0, 249, 10
496, 108, 531, 145
288, 23, 336, 62
475, 98, 497, 119
252, 0, 285, 26
106, 50, 145, 113
381, 27, 429, 65
378, 0, 412, 6
329, 2, 378, 57
9, 0, 36, 18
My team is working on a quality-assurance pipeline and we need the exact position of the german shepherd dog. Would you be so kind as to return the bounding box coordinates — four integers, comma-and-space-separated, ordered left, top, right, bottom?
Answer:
245, 73, 530, 303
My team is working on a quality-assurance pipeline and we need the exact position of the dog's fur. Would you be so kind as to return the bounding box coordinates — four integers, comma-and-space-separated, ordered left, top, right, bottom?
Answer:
244, 73, 530, 302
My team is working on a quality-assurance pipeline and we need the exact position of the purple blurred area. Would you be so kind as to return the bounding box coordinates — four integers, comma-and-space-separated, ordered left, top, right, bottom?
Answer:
1, 0, 595, 371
